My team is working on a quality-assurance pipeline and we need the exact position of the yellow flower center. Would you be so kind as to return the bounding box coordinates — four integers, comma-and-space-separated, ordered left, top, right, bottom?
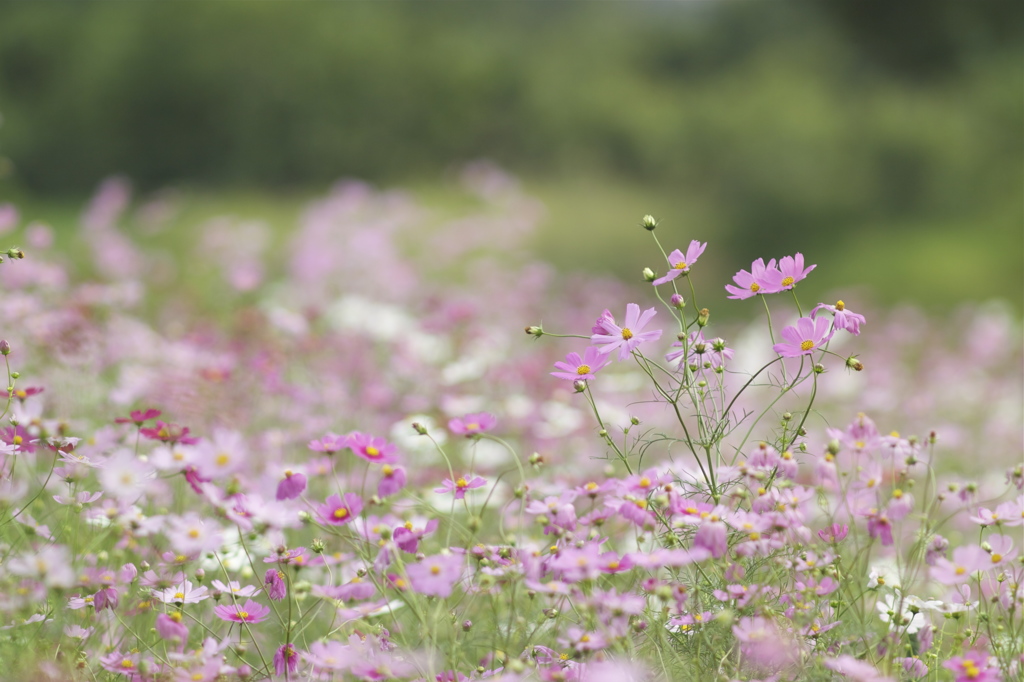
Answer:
174, 592, 185, 600
607, 561, 619, 570
585, 482, 598, 491
580, 634, 590, 643
120, 660, 134, 669
188, 529, 200, 538
382, 465, 394, 475
173, 451, 184, 461
835, 300, 845, 311
749, 282, 760, 292
576, 364, 591, 375
215, 453, 230, 467
620, 328, 634, 340
955, 566, 966, 576
781, 276, 794, 287
365, 446, 380, 457
639, 477, 651, 488
800, 340, 815, 351
237, 610, 249, 619
456, 477, 468, 488
893, 489, 903, 498
430, 565, 441, 575
12, 435, 22, 445
333, 508, 349, 520
673, 261, 688, 270
991, 554, 1002, 563
170, 612, 183, 623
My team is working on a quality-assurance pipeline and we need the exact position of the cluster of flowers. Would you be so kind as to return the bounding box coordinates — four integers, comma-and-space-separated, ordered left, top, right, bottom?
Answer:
0, 183, 1019, 682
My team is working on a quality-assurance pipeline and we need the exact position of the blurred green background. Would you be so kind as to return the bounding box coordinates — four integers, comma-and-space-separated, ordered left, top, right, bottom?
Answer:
0, 0, 1021, 311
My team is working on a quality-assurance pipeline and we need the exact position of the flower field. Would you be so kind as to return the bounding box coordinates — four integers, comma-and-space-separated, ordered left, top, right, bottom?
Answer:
0, 168, 1019, 681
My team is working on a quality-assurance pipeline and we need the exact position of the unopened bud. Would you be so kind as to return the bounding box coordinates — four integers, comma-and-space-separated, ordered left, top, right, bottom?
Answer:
0, 340, 10, 356
528, 452, 543, 466
310, 538, 326, 554
572, 379, 586, 393
782, 412, 793, 421
670, 294, 685, 309
697, 308, 710, 327
524, 325, 544, 338
813, 363, 826, 374
642, 267, 655, 282
411, 422, 428, 436
6, 248, 24, 260
462, 620, 473, 632
630, 416, 640, 426
846, 356, 863, 371
640, 214, 658, 231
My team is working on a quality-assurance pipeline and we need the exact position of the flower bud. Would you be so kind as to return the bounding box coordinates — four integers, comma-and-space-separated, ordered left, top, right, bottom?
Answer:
670, 294, 685, 309
6, 248, 24, 260
411, 422, 428, 436
846, 356, 864, 371
640, 215, 658, 231
462, 620, 473, 632
813, 363, 826, 374
0, 340, 10, 355
697, 308, 710, 327
572, 379, 586, 393
642, 267, 655, 282
524, 325, 544, 338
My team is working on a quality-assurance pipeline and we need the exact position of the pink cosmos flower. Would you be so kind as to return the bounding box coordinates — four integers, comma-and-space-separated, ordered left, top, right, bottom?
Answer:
773, 253, 816, 290
317, 493, 363, 526
812, 300, 866, 335
824, 655, 896, 682
551, 346, 612, 381
590, 303, 662, 361
114, 408, 162, 425
405, 553, 464, 598
264, 569, 287, 600
155, 613, 189, 648
652, 240, 707, 286
276, 470, 307, 500
377, 464, 407, 498
435, 475, 486, 499
943, 651, 1001, 682
213, 598, 270, 624
347, 432, 400, 464
307, 432, 348, 454
274, 643, 300, 677
725, 258, 778, 299
448, 412, 497, 436
772, 316, 833, 357
932, 545, 990, 585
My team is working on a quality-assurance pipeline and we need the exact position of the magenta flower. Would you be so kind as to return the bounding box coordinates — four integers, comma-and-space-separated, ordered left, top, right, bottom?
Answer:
725, 258, 779, 299
590, 303, 662, 361
264, 569, 287, 601
405, 553, 464, 598
378, 464, 407, 498
114, 408, 162, 425
154, 613, 189, 648
274, 643, 300, 677
772, 316, 833, 357
316, 492, 363, 526
448, 412, 497, 437
551, 345, 611, 381
213, 598, 270, 624
812, 300, 866, 335
652, 240, 707, 286
275, 470, 307, 501
435, 475, 486, 500
347, 432, 400, 464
